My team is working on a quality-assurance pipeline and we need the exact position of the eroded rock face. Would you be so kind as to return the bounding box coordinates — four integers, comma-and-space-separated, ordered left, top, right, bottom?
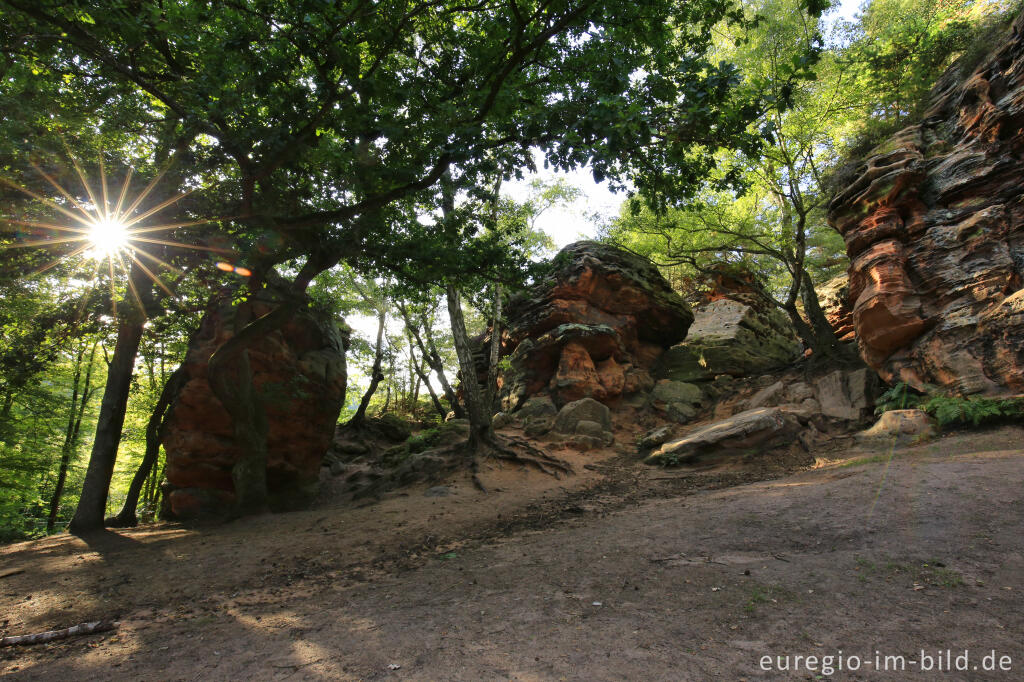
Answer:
828, 15, 1024, 394
162, 288, 348, 519
500, 241, 693, 410
657, 296, 801, 383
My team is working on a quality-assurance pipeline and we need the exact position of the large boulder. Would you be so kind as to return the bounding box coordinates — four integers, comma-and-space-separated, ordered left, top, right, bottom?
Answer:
657, 297, 801, 383
500, 241, 693, 409
827, 14, 1024, 395
161, 288, 349, 519
644, 407, 801, 466
551, 397, 613, 434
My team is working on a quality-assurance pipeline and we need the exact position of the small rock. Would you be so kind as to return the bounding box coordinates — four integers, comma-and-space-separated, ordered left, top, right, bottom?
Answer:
856, 409, 938, 444
639, 425, 674, 450
424, 486, 451, 497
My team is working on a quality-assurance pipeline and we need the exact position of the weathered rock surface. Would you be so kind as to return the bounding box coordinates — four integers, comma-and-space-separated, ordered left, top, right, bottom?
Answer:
644, 407, 801, 466
499, 241, 693, 410
818, 275, 856, 343
649, 379, 703, 423
551, 397, 612, 435
657, 297, 801, 383
857, 409, 939, 444
162, 288, 348, 519
828, 14, 1024, 394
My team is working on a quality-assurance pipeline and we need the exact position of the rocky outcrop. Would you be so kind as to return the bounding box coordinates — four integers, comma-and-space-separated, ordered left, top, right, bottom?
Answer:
161, 288, 349, 519
828, 13, 1024, 395
644, 407, 802, 466
499, 241, 693, 410
657, 294, 801, 384
817, 275, 856, 343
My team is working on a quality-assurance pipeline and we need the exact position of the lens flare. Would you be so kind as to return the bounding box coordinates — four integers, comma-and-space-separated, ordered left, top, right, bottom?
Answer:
87, 218, 129, 259
1, 152, 232, 315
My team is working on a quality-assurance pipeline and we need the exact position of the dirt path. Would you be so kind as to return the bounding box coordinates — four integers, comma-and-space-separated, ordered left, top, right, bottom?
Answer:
2, 427, 1023, 680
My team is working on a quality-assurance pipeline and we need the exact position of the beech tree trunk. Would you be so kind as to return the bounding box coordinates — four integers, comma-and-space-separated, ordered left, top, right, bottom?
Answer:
107, 365, 187, 527
410, 344, 446, 418
484, 281, 503, 413
445, 284, 491, 450
68, 318, 145, 534
348, 308, 386, 427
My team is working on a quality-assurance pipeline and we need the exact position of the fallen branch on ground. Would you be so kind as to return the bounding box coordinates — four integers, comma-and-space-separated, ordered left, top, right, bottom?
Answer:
0, 620, 118, 647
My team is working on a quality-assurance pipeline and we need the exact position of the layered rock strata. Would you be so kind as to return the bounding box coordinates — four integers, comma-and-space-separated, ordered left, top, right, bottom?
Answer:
828, 14, 1024, 394
499, 241, 693, 410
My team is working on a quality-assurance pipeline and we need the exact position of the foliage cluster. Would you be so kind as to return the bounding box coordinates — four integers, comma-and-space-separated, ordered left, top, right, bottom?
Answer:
875, 381, 1024, 428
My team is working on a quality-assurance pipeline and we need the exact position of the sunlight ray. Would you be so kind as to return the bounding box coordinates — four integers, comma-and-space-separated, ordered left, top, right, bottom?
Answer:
132, 245, 186, 276
120, 166, 169, 219
3, 218, 92, 235
117, 250, 147, 319
108, 257, 118, 317
0, 176, 100, 229
127, 250, 175, 297
30, 162, 97, 223
113, 166, 134, 222
120, 188, 197, 229
125, 218, 219, 234
1, 235, 91, 249
74, 261, 103, 321
28, 242, 92, 277
99, 155, 110, 220
130, 235, 231, 253
67, 151, 102, 220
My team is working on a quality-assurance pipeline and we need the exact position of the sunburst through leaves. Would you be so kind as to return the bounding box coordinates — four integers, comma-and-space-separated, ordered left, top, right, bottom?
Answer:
0, 153, 236, 316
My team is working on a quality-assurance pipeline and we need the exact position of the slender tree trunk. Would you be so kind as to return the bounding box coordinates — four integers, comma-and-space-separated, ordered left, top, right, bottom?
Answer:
47, 342, 97, 532
107, 365, 187, 527
348, 308, 387, 427
0, 391, 14, 444
484, 281, 503, 413
68, 318, 145, 534
423, 318, 463, 418
445, 284, 491, 450
410, 340, 446, 418
397, 303, 464, 418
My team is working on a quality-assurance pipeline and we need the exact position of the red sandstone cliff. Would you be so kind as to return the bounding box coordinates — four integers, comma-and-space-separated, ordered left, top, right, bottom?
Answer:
828, 13, 1024, 394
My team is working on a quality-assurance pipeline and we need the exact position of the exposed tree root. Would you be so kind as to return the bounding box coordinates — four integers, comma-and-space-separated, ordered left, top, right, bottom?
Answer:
480, 434, 574, 479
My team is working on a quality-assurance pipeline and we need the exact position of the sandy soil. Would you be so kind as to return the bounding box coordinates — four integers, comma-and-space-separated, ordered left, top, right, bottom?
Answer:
1, 426, 1022, 680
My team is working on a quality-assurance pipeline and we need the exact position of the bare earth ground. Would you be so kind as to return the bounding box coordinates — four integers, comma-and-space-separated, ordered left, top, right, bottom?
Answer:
1, 426, 1023, 680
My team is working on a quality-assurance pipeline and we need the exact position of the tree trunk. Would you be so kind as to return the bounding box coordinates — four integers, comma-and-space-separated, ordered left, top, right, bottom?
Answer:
47, 341, 97, 532
800, 272, 856, 363
410, 340, 446, 418
68, 318, 145, 534
348, 308, 386, 427
107, 365, 187, 528
445, 284, 491, 450
484, 281, 503, 413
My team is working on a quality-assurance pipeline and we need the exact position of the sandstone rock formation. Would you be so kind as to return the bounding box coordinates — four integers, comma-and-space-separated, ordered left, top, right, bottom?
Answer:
857, 409, 938, 445
657, 292, 801, 384
499, 241, 693, 410
644, 407, 802, 466
161, 288, 349, 519
828, 14, 1024, 395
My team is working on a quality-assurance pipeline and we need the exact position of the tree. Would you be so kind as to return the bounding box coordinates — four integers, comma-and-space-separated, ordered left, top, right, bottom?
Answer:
3, 0, 826, 522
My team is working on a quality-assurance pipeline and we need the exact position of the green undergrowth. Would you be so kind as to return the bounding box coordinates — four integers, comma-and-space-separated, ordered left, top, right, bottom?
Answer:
874, 382, 1024, 428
